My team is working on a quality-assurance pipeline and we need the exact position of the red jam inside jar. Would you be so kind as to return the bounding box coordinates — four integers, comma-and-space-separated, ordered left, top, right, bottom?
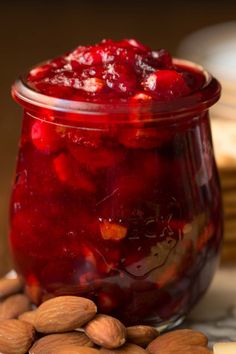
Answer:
10, 39, 222, 327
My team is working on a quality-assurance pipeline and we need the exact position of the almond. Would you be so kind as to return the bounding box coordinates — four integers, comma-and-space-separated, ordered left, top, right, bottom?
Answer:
51, 346, 100, 354
18, 310, 37, 326
34, 296, 97, 333
0, 277, 23, 298
0, 294, 31, 321
29, 332, 93, 354
0, 319, 35, 354
151, 346, 213, 354
126, 325, 159, 347
100, 343, 148, 353
147, 329, 208, 353
213, 342, 236, 353
85, 314, 126, 349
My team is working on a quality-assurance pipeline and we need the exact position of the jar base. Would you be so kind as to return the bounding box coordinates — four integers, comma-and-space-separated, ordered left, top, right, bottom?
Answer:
155, 316, 186, 333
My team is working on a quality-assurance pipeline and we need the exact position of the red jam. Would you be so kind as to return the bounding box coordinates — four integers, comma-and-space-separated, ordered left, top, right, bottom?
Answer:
10, 39, 222, 327
26, 39, 204, 102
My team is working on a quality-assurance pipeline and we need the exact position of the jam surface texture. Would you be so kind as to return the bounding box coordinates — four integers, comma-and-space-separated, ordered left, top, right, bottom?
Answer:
26, 39, 204, 103
10, 39, 222, 327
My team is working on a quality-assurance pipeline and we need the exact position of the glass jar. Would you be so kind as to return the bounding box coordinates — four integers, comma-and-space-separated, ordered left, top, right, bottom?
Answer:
10, 59, 222, 328
178, 22, 236, 262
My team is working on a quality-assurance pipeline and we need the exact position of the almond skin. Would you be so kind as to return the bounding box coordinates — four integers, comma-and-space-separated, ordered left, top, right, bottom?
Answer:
51, 346, 100, 354
19, 310, 37, 326
29, 332, 94, 353
147, 329, 208, 353
126, 325, 159, 347
85, 314, 126, 349
34, 296, 97, 333
150, 345, 213, 354
0, 319, 35, 354
0, 277, 23, 299
0, 294, 31, 321
100, 343, 148, 353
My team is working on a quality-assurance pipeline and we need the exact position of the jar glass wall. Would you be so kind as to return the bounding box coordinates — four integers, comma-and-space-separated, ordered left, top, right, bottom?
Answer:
10, 60, 222, 328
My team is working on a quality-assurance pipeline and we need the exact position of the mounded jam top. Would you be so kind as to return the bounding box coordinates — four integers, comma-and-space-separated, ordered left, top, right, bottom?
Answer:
26, 39, 206, 103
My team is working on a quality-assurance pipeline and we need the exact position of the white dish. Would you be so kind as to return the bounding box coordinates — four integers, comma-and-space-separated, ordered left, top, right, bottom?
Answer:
178, 21, 236, 82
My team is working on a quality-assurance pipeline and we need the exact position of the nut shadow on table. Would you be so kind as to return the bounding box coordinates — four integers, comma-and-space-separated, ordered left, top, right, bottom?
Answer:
1, 0, 236, 276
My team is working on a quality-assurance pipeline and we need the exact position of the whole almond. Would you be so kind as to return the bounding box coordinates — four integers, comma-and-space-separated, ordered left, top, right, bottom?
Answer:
0, 294, 31, 321
51, 346, 100, 354
19, 310, 37, 326
147, 329, 208, 353
0, 277, 23, 298
29, 332, 94, 354
0, 319, 35, 354
85, 314, 126, 349
151, 345, 213, 354
35, 296, 97, 333
100, 343, 148, 353
126, 325, 159, 347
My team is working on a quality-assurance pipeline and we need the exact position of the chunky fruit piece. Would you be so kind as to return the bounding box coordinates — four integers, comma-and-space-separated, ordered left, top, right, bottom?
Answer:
156, 263, 179, 288
103, 63, 137, 94
63, 128, 102, 148
130, 92, 152, 103
82, 78, 105, 93
53, 153, 95, 192
25, 274, 42, 305
28, 64, 52, 82
119, 39, 150, 52
143, 70, 190, 100
118, 127, 169, 149
27, 39, 204, 103
97, 291, 118, 313
68, 145, 122, 172
150, 49, 173, 68
81, 246, 97, 267
99, 219, 127, 241
31, 121, 62, 153
70, 46, 103, 66
197, 223, 214, 251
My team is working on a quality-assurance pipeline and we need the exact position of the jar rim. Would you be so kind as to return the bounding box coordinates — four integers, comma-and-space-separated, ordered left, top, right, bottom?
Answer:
12, 59, 221, 123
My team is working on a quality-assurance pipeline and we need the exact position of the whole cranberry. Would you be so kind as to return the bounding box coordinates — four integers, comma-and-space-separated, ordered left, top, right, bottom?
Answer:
150, 49, 173, 67
143, 69, 190, 100
118, 127, 169, 149
53, 153, 96, 192
120, 39, 151, 52
31, 121, 63, 154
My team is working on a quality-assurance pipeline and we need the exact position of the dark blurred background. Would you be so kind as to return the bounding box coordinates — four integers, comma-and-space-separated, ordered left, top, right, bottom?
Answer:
1, 0, 236, 275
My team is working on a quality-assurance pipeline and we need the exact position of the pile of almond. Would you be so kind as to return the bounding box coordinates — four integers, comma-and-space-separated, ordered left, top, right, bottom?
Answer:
0, 275, 234, 354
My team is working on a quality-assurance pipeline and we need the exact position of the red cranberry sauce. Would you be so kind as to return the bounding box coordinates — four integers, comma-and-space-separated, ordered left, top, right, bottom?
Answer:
26, 39, 204, 103
10, 40, 222, 326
